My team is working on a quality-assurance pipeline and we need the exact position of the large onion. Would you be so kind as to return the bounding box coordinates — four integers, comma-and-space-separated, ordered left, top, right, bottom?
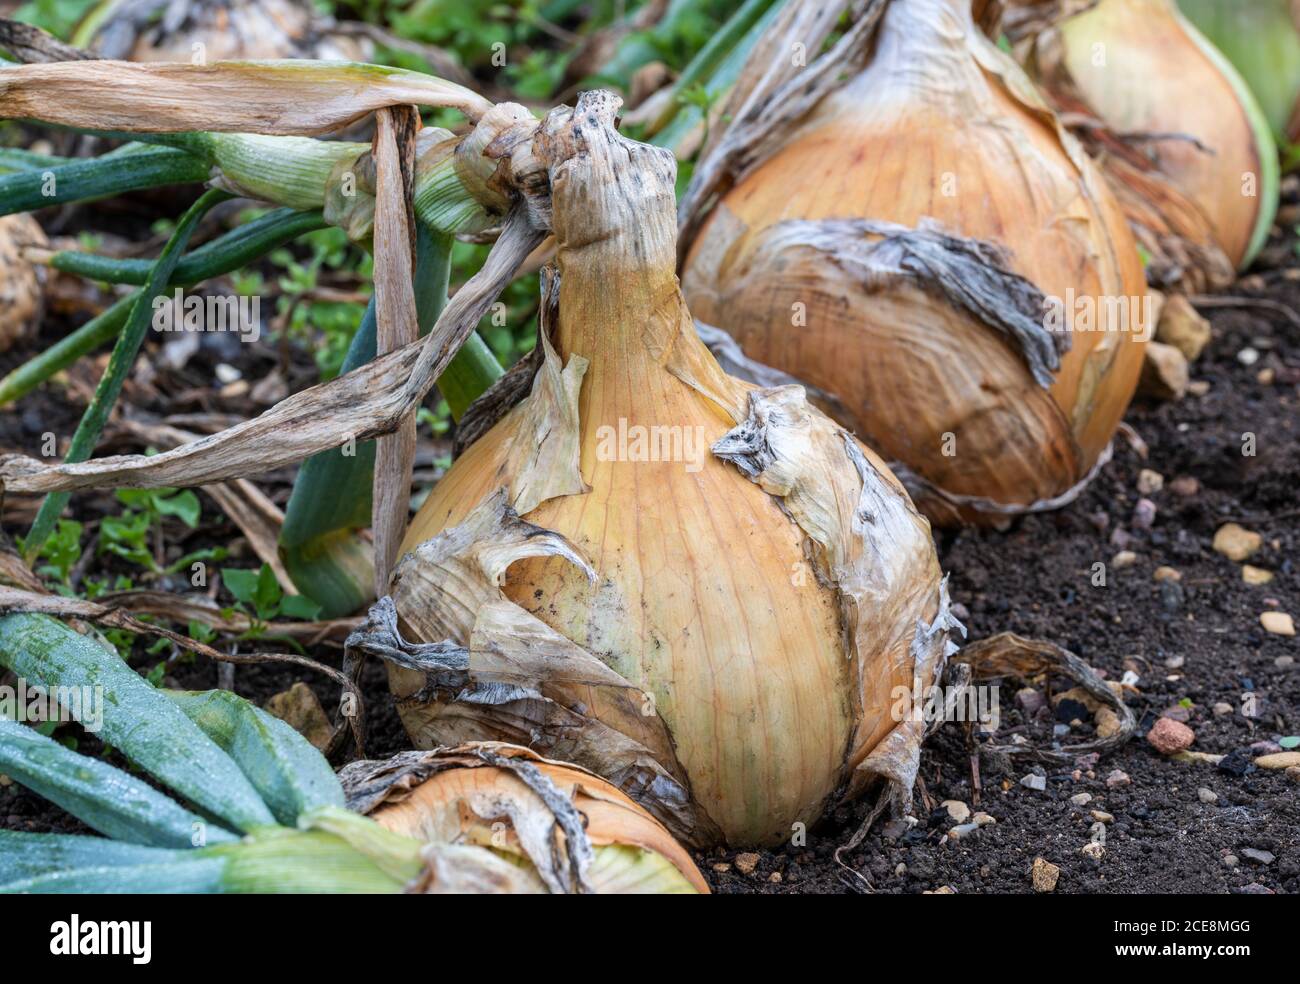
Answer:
679, 0, 1148, 525
354, 92, 960, 849
1018, 0, 1278, 271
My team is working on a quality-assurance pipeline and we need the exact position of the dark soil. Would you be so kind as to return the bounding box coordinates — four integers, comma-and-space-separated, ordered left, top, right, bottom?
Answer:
2, 194, 1298, 896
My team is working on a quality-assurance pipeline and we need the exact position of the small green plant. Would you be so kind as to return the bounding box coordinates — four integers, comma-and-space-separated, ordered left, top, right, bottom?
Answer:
221, 563, 322, 626
100, 487, 225, 576
21, 518, 82, 589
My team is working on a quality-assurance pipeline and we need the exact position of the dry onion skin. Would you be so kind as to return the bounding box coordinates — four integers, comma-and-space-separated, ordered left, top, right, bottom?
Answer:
679, 0, 1148, 525
1016, 0, 1279, 272
346, 92, 960, 849
345, 743, 708, 894
0, 213, 47, 355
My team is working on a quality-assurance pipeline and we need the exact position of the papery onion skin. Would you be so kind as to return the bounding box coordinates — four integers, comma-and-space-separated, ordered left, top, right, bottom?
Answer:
1051, 0, 1278, 269
367, 749, 709, 893
396, 94, 952, 848
681, 0, 1148, 524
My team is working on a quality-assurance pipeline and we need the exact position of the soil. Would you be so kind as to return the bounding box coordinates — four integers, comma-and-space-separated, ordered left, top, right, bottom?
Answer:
2, 193, 1298, 895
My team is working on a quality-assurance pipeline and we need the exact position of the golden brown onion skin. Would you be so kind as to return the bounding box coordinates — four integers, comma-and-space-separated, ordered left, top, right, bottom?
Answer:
681, 0, 1148, 523
1051, 0, 1271, 269
0, 214, 46, 355
399, 98, 947, 847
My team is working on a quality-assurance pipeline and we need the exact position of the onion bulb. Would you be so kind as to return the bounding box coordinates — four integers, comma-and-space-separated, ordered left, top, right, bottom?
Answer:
0, 214, 46, 354
679, 0, 1148, 525
1177, 0, 1300, 147
349, 743, 708, 893
1016, 0, 1278, 271
351, 92, 961, 849
75, 0, 369, 62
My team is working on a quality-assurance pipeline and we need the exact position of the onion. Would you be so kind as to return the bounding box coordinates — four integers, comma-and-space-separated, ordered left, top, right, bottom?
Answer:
1015, 0, 1278, 271
1177, 0, 1300, 147
359, 92, 960, 849
0, 214, 46, 354
352, 744, 709, 894
679, 0, 1148, 525
75, 0, 369, 62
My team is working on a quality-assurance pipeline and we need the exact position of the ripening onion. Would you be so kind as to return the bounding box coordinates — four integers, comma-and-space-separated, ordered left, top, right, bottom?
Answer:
75, 0, 369, 62
374, 92, 960, 849
1020, 0, 1279, 271
357, 744, 709, 894
680, 0, 1148, 524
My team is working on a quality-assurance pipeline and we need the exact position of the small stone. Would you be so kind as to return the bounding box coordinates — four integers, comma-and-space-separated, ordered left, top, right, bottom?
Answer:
1105, 769, 1131, 789
1254, 751, 1300, 770
941, 800, 970, 824
0, 774, 10, 787
894, 863, 907, 876
1169, 476, 1199, 497
1276, 656, 1295, 669
1260, 612, 1296, 637
1243, 565, 1274, 586
928, 886, 956, 894
734, 852, 760, 875
972, 812, 996, 827
1156, 294, 1211, 361
1285, 766, 1300, 783
1213, 523, 1262, 562
1070, 793, 1093, 807
1020, 772, 1047, 792
264, 682, 333, 751
1162, 703, 1192, 723
1137, 469, 1165, 495
1081, 841, 1106, 861
214, 362, 242, 384
1091, 810, 1114, 823
711, 863, 731, 873
947, 823, 981, 841
1241, 848, 1274, 866
1197, 787, 1218, 804
1132, 498, 1157, 530
1031, 857, 1060, 893
1237, 346, 1260, 366
1140, 341, 1189, 400
768, 871, 782, 884
1015, 687, 1046, 716
1249, 741, 1282, 756
1223, 855, 1239, 868
1153, 566, 1181, 582
1257, 367, 1275, 385
1111, 550, 1138, 569
1186, 379, 1211, 396
1213, 702, 1234, 717
1147, 717, 1195, 755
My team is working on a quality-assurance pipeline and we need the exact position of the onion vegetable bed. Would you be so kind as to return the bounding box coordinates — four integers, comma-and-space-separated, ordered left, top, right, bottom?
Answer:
0, 0, 1297, 897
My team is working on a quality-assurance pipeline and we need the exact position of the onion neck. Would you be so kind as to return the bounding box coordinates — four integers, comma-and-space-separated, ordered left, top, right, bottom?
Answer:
832, 0, 991, 115
544, 96, 686, 375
